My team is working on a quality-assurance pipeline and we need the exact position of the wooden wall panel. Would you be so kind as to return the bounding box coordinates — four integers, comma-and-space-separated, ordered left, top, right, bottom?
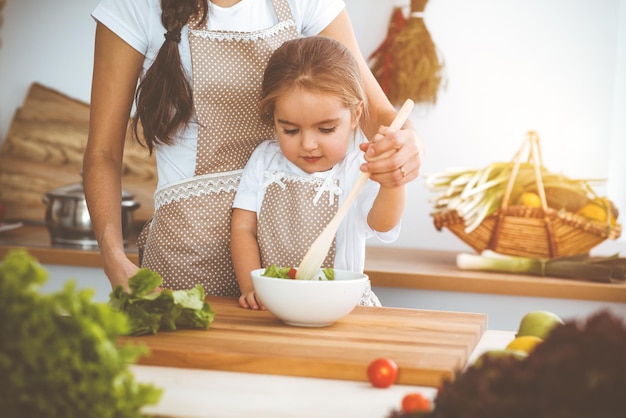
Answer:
0, 83, 157, 224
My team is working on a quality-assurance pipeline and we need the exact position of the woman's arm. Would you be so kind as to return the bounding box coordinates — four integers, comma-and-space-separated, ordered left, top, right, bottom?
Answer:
319, 10, 425, 188
231, 208, 265, 310
83, 22, 144, 290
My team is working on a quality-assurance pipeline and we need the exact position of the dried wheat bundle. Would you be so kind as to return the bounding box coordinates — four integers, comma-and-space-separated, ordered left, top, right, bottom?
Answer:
369, 0, 446, 106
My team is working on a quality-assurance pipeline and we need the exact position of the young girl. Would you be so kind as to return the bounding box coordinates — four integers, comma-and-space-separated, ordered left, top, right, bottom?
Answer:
231, 37, 406, 310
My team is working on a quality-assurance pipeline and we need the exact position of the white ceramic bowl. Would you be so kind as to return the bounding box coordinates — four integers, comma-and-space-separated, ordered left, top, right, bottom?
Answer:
251, 268, 369, 327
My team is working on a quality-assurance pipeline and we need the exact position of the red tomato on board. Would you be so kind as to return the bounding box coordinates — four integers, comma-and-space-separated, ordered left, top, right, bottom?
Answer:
367, 358, 398, 388
287, 268, 297, 279
401, 392, 431, 413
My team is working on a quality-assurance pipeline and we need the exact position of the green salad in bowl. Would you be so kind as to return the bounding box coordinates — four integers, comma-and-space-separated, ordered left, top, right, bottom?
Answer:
262, 265, 335, 281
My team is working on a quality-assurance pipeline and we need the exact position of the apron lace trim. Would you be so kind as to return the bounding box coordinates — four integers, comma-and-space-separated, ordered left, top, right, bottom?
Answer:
263, 170, 343, 206
189, 20, 296, 42
154, 170, 242, 209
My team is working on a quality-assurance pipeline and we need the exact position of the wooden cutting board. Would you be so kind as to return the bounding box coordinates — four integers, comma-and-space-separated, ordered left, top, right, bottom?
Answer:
122, 296, 487, 387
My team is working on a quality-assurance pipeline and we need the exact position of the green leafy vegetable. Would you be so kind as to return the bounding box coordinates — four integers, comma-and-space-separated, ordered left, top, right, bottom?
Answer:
0, 249, 161, 418
322, 267, 335, 280
457, 250, 626, 283
262, 265, 335, 280
109, 268, 216, 336
262, 264, 293, 279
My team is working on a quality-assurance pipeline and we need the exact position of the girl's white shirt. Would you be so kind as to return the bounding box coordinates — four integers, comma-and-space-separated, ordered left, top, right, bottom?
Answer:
91, 0, 346, 189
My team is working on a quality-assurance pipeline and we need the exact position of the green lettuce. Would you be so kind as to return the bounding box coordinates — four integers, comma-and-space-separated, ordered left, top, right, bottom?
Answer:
109, 268, 216, 336
0, 249, 161, 418
262, 264, 335, 280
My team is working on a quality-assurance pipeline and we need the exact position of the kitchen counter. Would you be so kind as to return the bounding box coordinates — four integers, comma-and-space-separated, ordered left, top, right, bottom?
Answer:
121, 296, 497, 418
130, 330, 514, 418
1, 223, 624, 303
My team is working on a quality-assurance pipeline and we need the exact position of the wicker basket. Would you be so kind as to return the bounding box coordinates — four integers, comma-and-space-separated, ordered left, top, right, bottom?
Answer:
432, 132, 622, 258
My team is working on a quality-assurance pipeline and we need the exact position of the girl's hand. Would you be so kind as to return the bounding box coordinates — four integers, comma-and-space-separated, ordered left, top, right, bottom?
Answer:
239, 290, 265, 310
359, 126, 425, 188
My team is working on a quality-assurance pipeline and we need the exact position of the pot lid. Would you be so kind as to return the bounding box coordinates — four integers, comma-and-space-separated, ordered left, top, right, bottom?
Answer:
46, 183, 134, 200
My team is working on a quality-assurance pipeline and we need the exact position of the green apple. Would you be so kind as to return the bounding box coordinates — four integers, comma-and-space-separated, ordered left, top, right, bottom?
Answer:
517, 310, 564, 339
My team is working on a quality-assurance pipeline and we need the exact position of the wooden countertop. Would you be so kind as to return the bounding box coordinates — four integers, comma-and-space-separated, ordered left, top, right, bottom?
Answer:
1, 223, 625, 303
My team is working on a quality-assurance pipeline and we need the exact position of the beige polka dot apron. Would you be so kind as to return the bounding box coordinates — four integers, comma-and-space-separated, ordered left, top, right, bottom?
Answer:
258, 168, 382, 307
138, 0, 298, 295
257, 170, 340, 269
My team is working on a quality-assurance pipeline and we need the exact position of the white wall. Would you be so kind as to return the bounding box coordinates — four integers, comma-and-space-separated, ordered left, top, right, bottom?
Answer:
350, 0, 626, 255
1, 0, 625, 255
0, 0, 96, 126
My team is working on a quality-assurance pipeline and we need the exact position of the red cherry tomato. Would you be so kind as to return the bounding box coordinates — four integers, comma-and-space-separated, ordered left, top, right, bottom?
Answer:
401, 392, 431, 413
287, 268, 297, 279
367, 358, 398, 388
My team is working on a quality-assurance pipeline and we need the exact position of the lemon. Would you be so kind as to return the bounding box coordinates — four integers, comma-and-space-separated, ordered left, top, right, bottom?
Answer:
518, 192, 542, 208
576, 200, 617, 225
505, 335, 543, 354
577, 202, 608, 223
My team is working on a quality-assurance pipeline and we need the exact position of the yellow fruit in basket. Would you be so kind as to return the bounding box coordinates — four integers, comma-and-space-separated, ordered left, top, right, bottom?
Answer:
505, 335, 543, 354
576, 201, 616, 225
597, 197, 619, 220
518, 192, 542, 208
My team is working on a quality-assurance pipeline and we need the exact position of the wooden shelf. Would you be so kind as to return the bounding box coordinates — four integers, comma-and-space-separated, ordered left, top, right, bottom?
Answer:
2, 224, 624, 304
365, 247, 626, 303
0, 223, 139, 266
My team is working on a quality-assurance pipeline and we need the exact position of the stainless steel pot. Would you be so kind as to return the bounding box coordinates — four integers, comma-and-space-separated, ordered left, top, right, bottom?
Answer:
43, 183, 140, 248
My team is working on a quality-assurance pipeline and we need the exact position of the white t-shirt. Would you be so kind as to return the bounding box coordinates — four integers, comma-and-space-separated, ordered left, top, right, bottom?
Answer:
92, 0, 345, 189
234, 140, 400, 273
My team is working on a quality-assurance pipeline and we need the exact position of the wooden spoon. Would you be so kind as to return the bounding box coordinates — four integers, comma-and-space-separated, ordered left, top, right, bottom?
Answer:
296, 99, 415, 280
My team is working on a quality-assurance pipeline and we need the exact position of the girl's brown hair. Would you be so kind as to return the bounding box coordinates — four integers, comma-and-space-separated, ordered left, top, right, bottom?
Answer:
260, 36, 367, 126
131, 0, 208, 154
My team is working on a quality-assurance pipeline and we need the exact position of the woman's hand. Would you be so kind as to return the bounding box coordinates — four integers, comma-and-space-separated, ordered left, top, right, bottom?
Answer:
105, 256, 139, 292
319, 11, 426, 189
359, 125, 425, 188
239, 290, 265, 310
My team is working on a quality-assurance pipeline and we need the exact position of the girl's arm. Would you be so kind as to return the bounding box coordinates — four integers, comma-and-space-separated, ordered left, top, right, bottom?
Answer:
367, 184, 406, 233
83, 22, 144, 290
231, 208, 265, 310
319, 10, 425, 188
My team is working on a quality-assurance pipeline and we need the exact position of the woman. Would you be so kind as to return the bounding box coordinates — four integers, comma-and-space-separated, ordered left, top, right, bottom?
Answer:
83, 0, 424, 294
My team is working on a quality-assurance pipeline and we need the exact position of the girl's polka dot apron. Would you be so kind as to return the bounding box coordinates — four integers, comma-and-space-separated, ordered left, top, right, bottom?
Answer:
137, 0, 298, 295
257, 170, 340, 269
258, 168, 382, 307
